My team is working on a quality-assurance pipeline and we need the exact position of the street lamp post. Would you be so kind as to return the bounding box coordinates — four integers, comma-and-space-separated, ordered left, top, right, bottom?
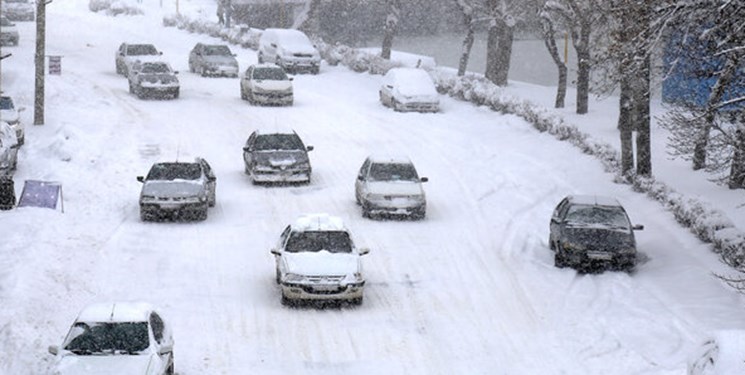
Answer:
34, 0, 50, 125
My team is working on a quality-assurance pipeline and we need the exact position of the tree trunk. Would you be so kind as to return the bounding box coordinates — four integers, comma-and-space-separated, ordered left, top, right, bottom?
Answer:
540, 17, 567, 108
574, 22, 591, 114
485, 19, 500, 84
619, 77, 634, 175
296, 0, 321, 35
493, 20, 513, 87
729, 125, 745, 189
635, 55, 652, 176
380, 0, 401, 60
457, 15, 474, 76
34, 0, 46, 125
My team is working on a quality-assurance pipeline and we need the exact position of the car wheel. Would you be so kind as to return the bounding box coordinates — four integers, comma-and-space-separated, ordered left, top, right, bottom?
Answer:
554, 247, 569, 268
200, 66, 207, 77
392, 99, 402, 112
549, 237, 556, 251
351, 297, 363, 306
240, 88, 247, 100
412, 210, 426, 221
173, 89, 180, 99
361, 205, 371, 219
281, 293, 293, 307
257, 53, 264, 64
196, 208, 208, 221
140, 211, 150, 222
128, 82, 134, 94
166, 361, 174, 375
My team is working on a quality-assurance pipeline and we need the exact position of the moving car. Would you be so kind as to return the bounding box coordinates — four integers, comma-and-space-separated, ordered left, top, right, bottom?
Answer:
137, 158, 216, 221
242, 129, 313, 184
240, 64, 293, 106
128, 61, 180, 99
379, 67, 440, 113
0, 16, 19, 46
271, 213, 370, 305
0, 121, 19, 175
188, 43, 239, 77
549, 195, 643, 272
0, 96, 25, 144
355, 155, 428, 220
1, 0, 34, 21
688, 330, 745, 375
257, 28, 321, 74
115, 43, 162, 76
48, 302, 175, 375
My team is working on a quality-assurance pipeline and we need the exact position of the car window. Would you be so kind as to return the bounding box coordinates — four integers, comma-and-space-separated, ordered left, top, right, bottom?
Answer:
564, 204, 630, 229
369, 162, 419, 182
204, 45, 232, 56
253, 68, 288, 81
146, 163, 202, 181
254, 134, 304, 151
63, 321, 149, 354
127, 44, 158, 56
149, 313, 165, 343
201, 159, 215, 179
0, 97, 14, 110
285, 231, 353, 253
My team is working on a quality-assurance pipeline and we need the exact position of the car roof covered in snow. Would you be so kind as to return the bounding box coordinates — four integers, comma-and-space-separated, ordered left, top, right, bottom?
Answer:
76, 302, 155, 323
291, 213, 346, 232
254, 128, 298, 136
252, 63, 283, 70
367, 154, 414, 165
567, 195, 622, 207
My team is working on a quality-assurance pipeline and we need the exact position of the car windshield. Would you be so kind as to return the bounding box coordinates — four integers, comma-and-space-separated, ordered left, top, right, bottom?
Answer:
0, 97, 13, 110
565, 205, 630, 229
285, 231, 353, 253
63, 322, 149, 354
204, 45, 232, 56
146, 163, 201, 181
253, 68, 288, 81
255, 134, 303, 151
127, 44, 158, 56
140, 63, 171, 74
369, 163, 419, 182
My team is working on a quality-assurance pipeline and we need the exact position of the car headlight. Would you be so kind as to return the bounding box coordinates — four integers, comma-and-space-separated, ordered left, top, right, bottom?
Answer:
199, 195, 207, 202
284, 273, 306, 283
140, 194, 156, 202
364, 193, 386, 202
562, 241, 586, 252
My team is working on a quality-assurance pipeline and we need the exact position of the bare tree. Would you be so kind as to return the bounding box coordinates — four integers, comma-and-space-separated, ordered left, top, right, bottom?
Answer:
455, 0, 477, 76
538, 3, 568, 108
293, 0, 322, 35
381, 0, 401, 60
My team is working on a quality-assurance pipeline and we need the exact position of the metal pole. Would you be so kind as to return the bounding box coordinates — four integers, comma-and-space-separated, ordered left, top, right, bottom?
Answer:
34, 0, 48, 125
225, 0, 231, 28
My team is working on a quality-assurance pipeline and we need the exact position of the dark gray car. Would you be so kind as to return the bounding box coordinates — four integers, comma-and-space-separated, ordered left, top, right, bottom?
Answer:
549, 195, 643, 272
137, 158, 216, 221
188, 43, 238, 77
242, 130, 313, 184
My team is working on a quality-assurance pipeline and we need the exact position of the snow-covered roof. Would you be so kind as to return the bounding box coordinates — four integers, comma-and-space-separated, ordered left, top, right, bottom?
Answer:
292, 213, 346, 232
76, 302, 154, 323
368, 154, 413, 165
568, 195, 622, 207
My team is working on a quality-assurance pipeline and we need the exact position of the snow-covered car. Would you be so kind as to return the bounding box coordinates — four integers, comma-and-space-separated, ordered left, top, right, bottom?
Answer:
0, 16, 19, 46
0, 121, 19, 175
688, 330, 745, 375
242, 129, 313, 184
128, 61, 180, 99
0, 96, 25, 145
48, 302, 175, 375
355, 155, 428, 220
240, 63, 293, 106
379, 67, 440, 113
115, 43, 162, 76
137, 158, 216, 221
271, 213, 370, 305
188, 43, 238, 77
549, 195, 644, 272
257, 28, 321, 74
1, 0, 34, 21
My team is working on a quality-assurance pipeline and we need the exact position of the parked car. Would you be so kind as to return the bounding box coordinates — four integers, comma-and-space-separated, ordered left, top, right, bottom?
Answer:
379, 67, 440, 113
271, 213, 370, 306
0, 121, 19, 175
242, 129, 313, 184
549, 195, 643, 272
128, 61, 180, 99
1, 0, 34, 21
115, 43, 162, 76
0, 96, 25, 145
240, 64, 293, 106
137, 158, 216, 221
355, 155, 428, 220
257, 28, 321, 74
0, 16, 19, 46
48, 302, 175, 375
688, 330, 745, 375
188, 43, 239, 77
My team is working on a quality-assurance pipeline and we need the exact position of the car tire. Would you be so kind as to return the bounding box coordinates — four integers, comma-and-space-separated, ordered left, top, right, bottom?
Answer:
352, 297, 363, 306
196, 208, 208, 221
128, 82, 134, 94
549, 238, 556, 251
281, 293, 293, 307
361, 205, 371, 219
200, 66, 207, 77
173, 89, 180, 99
240, 88, 247, 100
554, 248, 569, 268
275, 267, 281, 284
166, 360, 174, 375
392, 99, 402, 112
258, 53, 264, 64
312, 66, 319, 75
140, 211, 150, 222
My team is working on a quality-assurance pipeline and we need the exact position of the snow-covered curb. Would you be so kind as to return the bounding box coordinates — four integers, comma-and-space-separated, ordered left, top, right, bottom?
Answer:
162, 15, 745, 269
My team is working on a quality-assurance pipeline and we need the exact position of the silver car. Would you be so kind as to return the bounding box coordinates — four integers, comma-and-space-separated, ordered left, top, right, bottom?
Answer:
188, 43, 239, 77
240, 64, 293, 106
137, 158, 216, 221
355, 155, 428, 220
128, 61, 180, 100
115, 43, 162, 76
242, 130, 313, 184
0, 96, 25, 145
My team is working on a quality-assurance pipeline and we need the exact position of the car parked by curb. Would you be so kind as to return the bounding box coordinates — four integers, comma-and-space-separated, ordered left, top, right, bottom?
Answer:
257, 28, 321, 74
379, 67, 440, 113
355, 155, 428, 220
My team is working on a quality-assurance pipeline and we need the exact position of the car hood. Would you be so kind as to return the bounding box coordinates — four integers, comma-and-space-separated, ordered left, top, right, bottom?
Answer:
254, 151, 307, 165
394, 83, 438, 100
284, 251, 359, 277
203, 55, 237, 65
366, 181, 424, 197
142, 181, 204, 198
280, 43, 318, 56
53, 353, 155, 375
564, 227, 635, 250
253, 80, 292, 92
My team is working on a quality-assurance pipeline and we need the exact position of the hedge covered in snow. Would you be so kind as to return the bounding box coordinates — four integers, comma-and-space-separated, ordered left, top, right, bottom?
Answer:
162, 15, 745, 269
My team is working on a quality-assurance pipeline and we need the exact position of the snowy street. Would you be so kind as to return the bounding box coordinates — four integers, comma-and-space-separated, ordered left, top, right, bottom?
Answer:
1, 1, 744, 374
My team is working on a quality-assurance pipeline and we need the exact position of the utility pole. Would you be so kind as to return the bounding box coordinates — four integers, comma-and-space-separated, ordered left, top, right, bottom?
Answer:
34, 0, 50, 125
225, 0, 231, 28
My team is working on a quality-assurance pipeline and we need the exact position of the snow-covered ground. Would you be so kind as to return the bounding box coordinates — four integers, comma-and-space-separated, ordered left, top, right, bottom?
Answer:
1, 1, 744, 374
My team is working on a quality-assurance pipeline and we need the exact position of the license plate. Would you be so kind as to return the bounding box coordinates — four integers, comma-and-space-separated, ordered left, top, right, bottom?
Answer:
159, 203, 180, 210
587, 251, 613, 260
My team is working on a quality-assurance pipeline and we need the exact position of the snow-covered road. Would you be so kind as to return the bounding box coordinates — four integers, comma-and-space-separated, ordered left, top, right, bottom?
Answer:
2, 1, 745, 374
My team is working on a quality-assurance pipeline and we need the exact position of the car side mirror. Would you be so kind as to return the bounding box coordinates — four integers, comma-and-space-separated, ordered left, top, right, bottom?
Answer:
158, 344, 173, 355
174, 71, 179, 75
48, 345, 59, 356
270, 248, 280, 256
289, 77, 294, 81
208, 176, 216, 182
306, 145, 314, 151
357, 175, 364, 181
270, 43, 277, 48
137, 176, 144, 183
420, 177, 428, 183
386, 84, 393, 89
243, 146, 250, 152
17, 107, 26, 113
358, 248, 370, 256
632, 224, 644, 231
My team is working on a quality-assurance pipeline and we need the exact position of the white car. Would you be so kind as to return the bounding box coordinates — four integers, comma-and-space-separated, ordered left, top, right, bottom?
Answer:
188, 43, 239, 77
379, 67, 440, 113
115, 43, 163, 76
257, 28, 321, 74
688, 330, 745, 374
271, 214, 370, 306
0, 96, 24, 145
355, 155, 428, 220
240, 64, 293, 106
48, 302, 175, 375
0, 121, 19, 175
128, 61, 180, 100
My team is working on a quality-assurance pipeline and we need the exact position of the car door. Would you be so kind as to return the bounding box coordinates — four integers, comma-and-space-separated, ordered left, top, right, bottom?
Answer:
200, 159, 217, 206
549, 198, 569, 249
149, 312, 173, 374
275, 225, 292, 280
188, 44, 198, 71
244, 66, 255, 93
355, 158, 371, 203
243, 132, 257, 169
